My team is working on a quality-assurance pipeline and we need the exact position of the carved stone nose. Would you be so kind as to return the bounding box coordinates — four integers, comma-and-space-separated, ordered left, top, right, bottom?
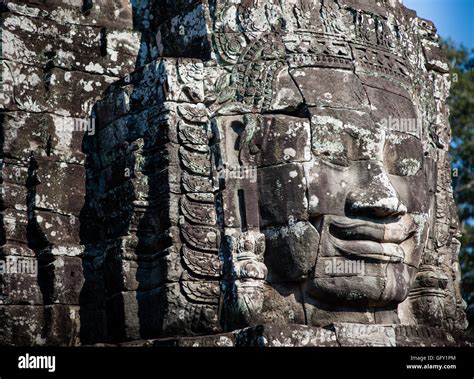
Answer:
346, 168, 407, 218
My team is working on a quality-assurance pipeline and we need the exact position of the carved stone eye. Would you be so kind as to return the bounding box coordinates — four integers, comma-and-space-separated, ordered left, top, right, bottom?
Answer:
384, 136, 423, 177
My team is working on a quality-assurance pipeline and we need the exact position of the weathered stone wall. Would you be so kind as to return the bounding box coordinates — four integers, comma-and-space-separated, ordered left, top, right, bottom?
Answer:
0, 0, 468, 346
0, 0, 141, 345
81, 56, 224, 342
80, 0, 468, 345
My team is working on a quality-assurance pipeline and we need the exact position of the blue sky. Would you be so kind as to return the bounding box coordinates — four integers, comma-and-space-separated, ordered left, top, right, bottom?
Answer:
403, 0, 474, 49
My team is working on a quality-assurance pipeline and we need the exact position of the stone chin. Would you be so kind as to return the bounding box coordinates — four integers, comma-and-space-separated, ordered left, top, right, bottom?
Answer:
306, 263, 415, 308
304, 214, 428, 308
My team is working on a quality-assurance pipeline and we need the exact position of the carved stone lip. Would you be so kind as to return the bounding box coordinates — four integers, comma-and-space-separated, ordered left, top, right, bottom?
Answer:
328, 217, 414, 263
330, 235, 405, 263
330, 218, 415, 244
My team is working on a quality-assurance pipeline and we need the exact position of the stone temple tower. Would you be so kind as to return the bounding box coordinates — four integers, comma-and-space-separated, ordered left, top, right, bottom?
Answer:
0, 0, 469, 346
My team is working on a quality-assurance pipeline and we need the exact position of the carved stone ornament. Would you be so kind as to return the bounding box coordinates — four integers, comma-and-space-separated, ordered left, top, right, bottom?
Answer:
0, 0, 469, 347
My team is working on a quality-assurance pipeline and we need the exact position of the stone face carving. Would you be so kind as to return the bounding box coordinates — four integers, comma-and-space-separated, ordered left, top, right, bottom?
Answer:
79, 0, 468, 345
223, 230, 268, 330
0, 0, 468, 346
78, 0, 470, 345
